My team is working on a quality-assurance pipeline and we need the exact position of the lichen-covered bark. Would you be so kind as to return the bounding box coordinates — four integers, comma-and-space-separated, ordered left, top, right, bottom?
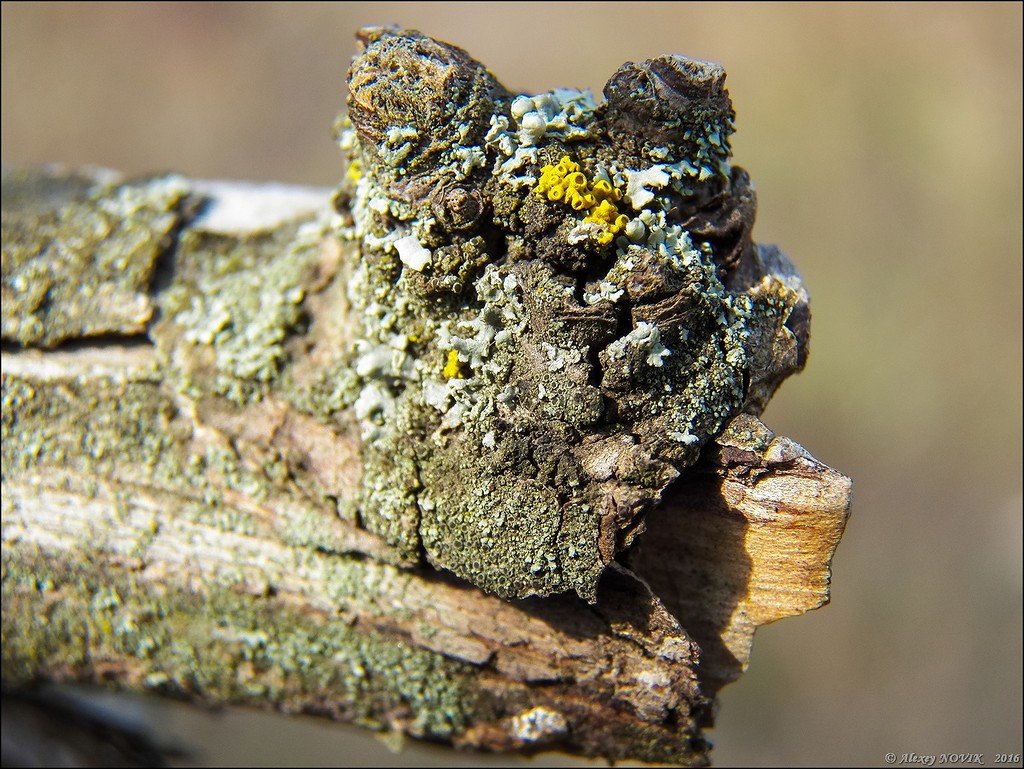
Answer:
334, 28, 811, 601
1, 27, 851, 766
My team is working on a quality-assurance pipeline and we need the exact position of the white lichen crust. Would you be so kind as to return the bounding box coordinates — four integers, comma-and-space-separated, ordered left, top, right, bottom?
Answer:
335, 27, 810, 601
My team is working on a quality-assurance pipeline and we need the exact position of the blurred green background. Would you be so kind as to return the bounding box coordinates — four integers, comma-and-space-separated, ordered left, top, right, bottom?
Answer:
3, 2, 1021, 766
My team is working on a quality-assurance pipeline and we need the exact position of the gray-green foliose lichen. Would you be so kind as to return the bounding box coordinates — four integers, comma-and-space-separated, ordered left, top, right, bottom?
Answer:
1, 167, 190, 347
333, 27, 811, 601
156, 220, 325, 405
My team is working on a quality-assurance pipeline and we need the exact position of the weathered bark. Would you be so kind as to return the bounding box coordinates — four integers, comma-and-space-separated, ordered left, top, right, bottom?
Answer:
1, 170, 850, 765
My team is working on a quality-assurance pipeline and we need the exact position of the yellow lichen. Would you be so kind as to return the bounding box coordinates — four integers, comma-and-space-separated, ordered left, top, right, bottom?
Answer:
534, 156, 628, 245
442, 349, 466, 379
346, 158, 363, 183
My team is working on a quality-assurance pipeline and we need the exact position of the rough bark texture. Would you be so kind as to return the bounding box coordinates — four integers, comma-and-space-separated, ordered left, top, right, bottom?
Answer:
2, 28, 851, 766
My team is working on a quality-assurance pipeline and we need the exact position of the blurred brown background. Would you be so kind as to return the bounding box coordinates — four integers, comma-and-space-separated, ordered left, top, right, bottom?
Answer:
3, 2, 1021, 766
